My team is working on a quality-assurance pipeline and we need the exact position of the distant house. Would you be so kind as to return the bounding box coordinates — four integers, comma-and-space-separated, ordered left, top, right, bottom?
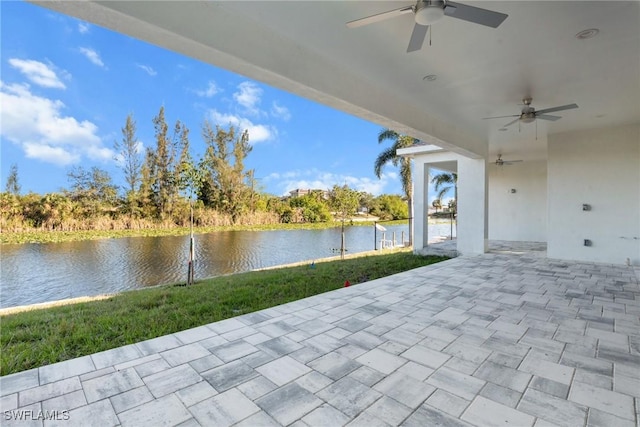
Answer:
288, 189, 329, 199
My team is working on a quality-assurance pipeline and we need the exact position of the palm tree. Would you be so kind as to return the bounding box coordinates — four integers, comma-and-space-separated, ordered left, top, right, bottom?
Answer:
374, 129, 418, 245
431, 171, 457, 213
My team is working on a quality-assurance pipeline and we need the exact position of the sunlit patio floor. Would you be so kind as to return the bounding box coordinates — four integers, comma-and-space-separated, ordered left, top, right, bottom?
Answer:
2, 242, 639, 426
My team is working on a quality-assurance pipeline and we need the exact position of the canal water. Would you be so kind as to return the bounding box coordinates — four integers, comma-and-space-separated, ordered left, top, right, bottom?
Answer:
1, 222, 456, 308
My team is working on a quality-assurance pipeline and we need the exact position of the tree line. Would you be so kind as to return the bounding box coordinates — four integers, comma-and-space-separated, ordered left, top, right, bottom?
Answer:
1, 108, 410, 233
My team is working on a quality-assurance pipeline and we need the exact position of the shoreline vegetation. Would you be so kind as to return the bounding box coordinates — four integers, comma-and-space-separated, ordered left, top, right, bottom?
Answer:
0, 250, 449, 376
0, 218, 415, 245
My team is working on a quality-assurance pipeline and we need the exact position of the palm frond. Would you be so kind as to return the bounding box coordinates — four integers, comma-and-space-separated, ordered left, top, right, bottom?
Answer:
374, 147, 397, 178
378, 129, 399, 144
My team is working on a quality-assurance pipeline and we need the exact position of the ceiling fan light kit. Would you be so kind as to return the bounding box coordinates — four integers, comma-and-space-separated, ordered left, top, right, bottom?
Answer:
415, 3, 445, 26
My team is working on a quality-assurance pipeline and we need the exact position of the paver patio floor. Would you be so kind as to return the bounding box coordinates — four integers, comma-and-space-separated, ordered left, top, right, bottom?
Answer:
2, 243, 639, 426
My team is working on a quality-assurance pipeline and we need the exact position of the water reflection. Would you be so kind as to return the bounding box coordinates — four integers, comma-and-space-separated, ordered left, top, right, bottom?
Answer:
1, 222, 455, 308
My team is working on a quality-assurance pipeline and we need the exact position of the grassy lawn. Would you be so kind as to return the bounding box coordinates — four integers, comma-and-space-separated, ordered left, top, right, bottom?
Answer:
1, 251, 448, 376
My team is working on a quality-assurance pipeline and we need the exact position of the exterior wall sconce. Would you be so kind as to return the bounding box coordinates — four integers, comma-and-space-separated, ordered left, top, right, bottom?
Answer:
582, 204, 591, 211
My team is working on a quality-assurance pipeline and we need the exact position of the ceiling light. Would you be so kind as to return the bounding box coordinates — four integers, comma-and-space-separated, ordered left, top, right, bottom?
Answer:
423, 74, 437, 82
415, 5, 445, 26
575, 28, 599, 40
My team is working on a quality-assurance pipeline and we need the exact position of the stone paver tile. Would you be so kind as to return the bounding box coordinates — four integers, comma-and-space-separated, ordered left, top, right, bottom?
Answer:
444, 357, 481, 375
426, 389, 471, 417
403, 404, 473, 427
119, 393, 191, 427
613, 373, 640, 398
257, 336, 304, 357
519, 354, 574, 385
175, 381, 218, 408
426, 366, 486, 401
318, 377, 381, 417
302, 403, 350, 427
109, 386, 154, 414
343, 331, 384, 350
91, 344, 143, 370
237, 376, 278, 400
220, 326, 258, 342
207, 317, 247, 335
336, 344, 368, 360
244, 332, 273, 346
335, 317, 371, 333
3, 402, 43, 427
160, 342, 211, 367
79, 366, 116, 382
257, 321, 297, 338
39, 356, 95, 385
348, 366, 386, 387
0, 393, 18, 411
135, 335, 183, 356
401, 344, 450, 369
479, 378, 523, 409
295, 371, 334, 394
296, 319, 334, 335
210, 340, 258, 363
173, 325, 218, 344
133, 357, 171, 379
202, 360, 258, 392
20, 377, 82, 406
256, 355, 311, 386
569, 381, 635, 420
530, 376, 569, 399
586, 328, 630, 347
347, 411, 392, 427
113, 354, 161, 371
462, 395, 535, 427
587, 407, 635, 427
233, 411, 280, 427
143, 364, 202, 398
374, 372, 435, 409
41, 389, 86, 413
257, 383, 323, 425
382, 328, 422, 346
474, 360, 532, 393
0, 368, 39, 396
355, 348, 407, 375
241, 350, 276, 368
308, 352, 361, 380
444, 340, 493, 365
573, 369, 612, 389
290, 346, 323, 364
518, 388, 587, 427
198, 334, 229, 351
47, 400, 118, 427
559, 351, 612, 376
362, 396, 412, 426
190, 388, 259, 427
188, 353, 225, 373
396, 361, 434, 381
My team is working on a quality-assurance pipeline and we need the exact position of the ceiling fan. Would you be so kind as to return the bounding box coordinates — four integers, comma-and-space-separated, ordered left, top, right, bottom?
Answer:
484, 98, 579, 128
346, 0, 508, 52
494, 154, 522, 166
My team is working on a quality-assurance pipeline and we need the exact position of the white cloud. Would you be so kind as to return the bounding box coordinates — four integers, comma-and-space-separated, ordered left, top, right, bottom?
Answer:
270, 168, 396, 196
8, 58, 67, 89
0, 81, 113, 167
271, 101, 291, 121
136, 64, 157, 76
78, 22, 90, 34
210, 110, 274, 143
233, 81, 262, 114
196, 81, 219, 98
79, 47, 105, 68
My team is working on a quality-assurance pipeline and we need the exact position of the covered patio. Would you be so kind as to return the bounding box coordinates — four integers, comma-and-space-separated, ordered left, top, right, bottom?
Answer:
2, 244, 639, 426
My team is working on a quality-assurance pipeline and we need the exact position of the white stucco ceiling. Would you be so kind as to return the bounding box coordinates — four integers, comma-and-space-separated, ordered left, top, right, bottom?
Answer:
33, 1, 640, 160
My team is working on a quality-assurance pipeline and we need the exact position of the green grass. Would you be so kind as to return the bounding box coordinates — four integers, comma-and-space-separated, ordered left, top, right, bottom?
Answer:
0, 251, 447, 375
0, 219, 409, 245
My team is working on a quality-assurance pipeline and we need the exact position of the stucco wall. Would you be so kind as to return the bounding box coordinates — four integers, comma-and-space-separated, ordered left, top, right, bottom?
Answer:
547, 123, 640, 265
488, 160, 547, 242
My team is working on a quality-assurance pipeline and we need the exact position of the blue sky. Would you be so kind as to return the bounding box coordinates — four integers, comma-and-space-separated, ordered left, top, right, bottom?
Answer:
1, 2, 447, 201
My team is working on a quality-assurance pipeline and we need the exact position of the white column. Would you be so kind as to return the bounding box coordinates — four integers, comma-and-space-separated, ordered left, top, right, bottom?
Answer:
457, 157, 488, 254
412, 159, 428, 252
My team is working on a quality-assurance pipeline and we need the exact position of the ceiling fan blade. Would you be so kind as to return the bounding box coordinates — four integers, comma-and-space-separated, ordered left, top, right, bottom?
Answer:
536, 114, 562, 121
483, 115, 519, 120
407, 23, 429, 52
445, 1, 508, 28
535, 103, 579, 115
346, 5, 414, 28
504, 160, 524, 164
502, 118, 520, 127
